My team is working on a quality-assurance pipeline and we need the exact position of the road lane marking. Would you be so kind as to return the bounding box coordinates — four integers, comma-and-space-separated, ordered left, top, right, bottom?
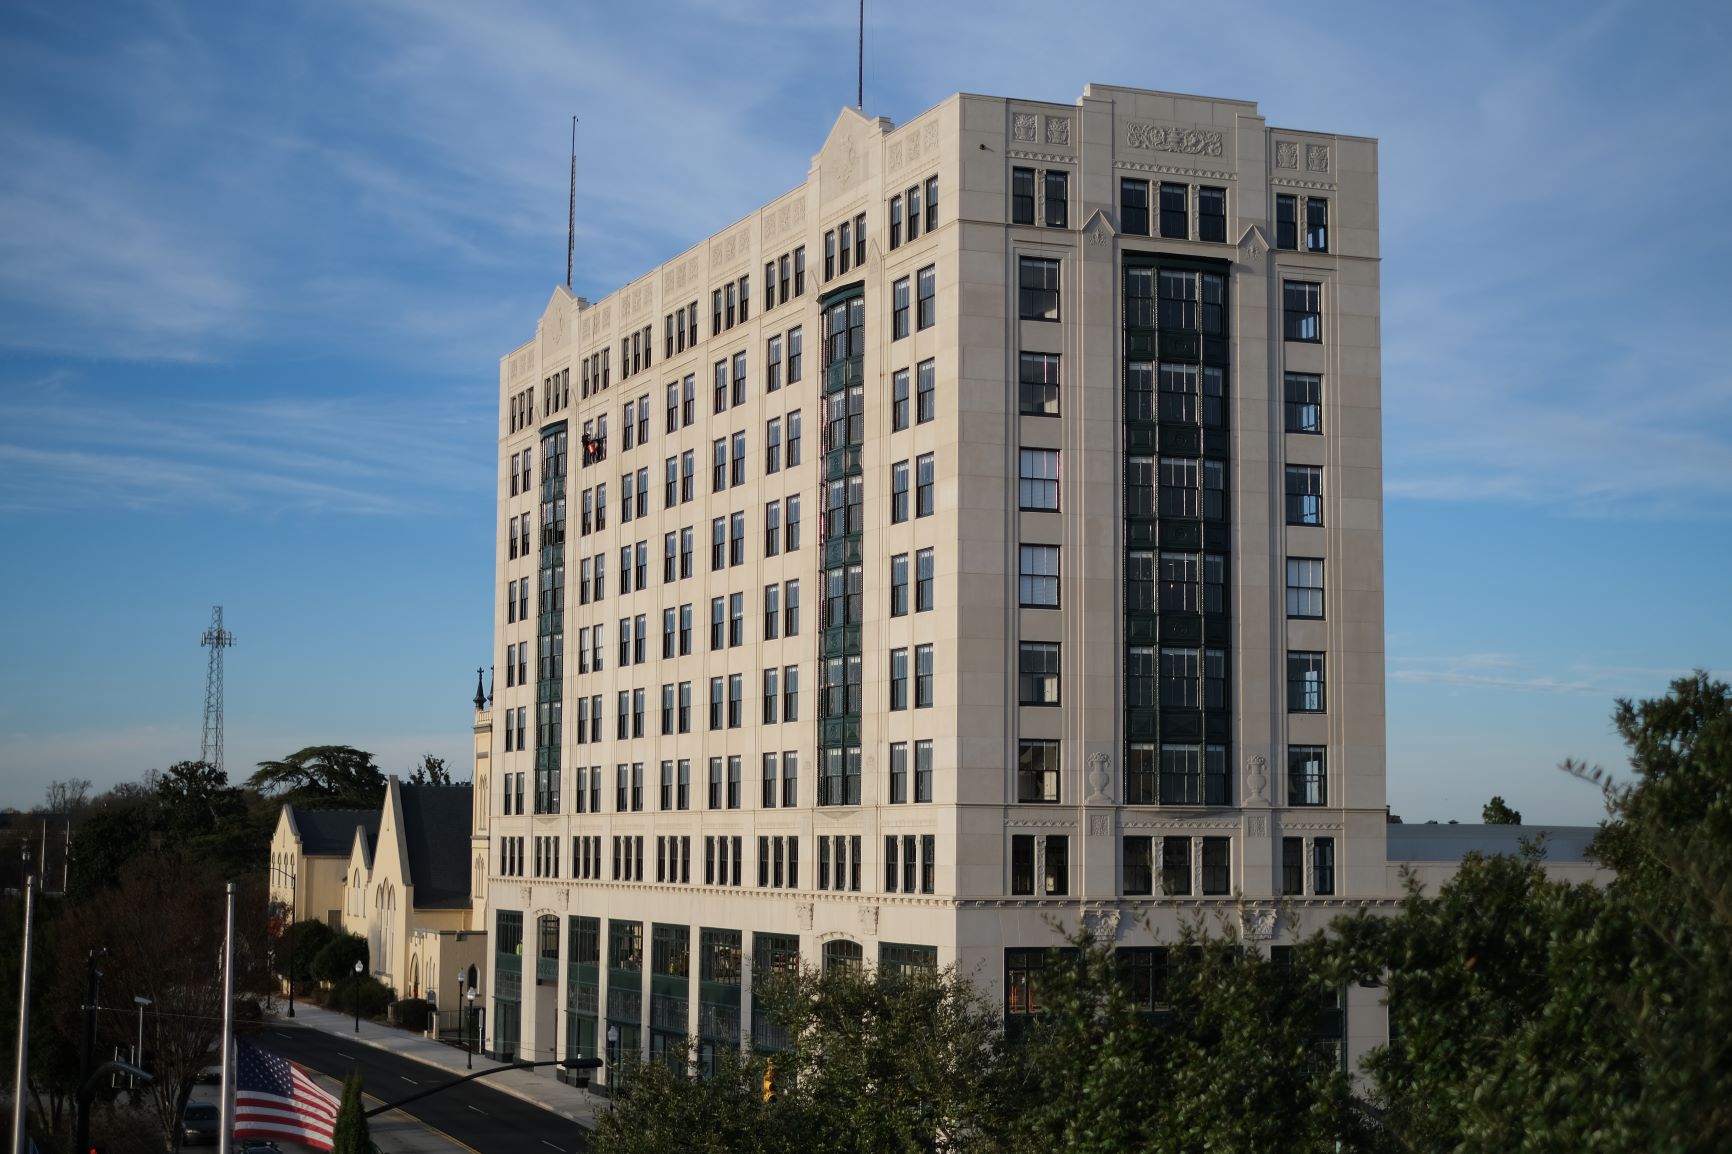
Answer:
272, 1031, 291, 1038
400, 1075, 419, 1084
337, 1051, 355, 1059
467, 1105, 487, 1115
540, 1143, 564, 1152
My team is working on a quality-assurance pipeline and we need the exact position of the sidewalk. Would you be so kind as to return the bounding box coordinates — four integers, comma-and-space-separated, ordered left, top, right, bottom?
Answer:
279, 1003, 605, 1131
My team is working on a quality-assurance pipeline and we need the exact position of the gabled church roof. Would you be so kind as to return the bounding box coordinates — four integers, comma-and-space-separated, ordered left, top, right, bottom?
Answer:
397, 783, 473, 909
290, 807, 380, 857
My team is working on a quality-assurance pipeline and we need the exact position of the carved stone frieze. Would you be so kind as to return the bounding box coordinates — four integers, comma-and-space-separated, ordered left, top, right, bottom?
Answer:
1087, 813, 1110, 837
1012, 113, 1038, 142
857, 905, 879, 936
1247, 754, 1269, 802
1044, 115, 1071, 146
1085, 751, 1112, 804
796, 902, 814, 929
1126, 122, 1224, 157
1084, 909, 1121, 943
1239, 906, 1277, 941
1275, 140, 1299, 169
1306, 143, 1331, 173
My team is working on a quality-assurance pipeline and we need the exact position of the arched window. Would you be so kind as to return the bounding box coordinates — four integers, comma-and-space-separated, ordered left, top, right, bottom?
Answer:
822, 939, 863, 973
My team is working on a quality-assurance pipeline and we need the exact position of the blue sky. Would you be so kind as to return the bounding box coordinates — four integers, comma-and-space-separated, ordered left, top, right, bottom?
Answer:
1, 0, 1727, 824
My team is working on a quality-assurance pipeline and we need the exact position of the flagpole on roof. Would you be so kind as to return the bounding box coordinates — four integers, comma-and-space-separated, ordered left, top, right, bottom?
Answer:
218, 881, 236, 1154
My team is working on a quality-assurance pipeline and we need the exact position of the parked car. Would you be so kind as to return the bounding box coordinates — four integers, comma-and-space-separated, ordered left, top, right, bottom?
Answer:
237, 1143, 280, 1153
180, 1101, 220, 1146
194, 1064, 223, 1085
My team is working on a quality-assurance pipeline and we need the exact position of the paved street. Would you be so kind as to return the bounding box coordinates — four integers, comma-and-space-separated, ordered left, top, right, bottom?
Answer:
252, 1025, 589, 1154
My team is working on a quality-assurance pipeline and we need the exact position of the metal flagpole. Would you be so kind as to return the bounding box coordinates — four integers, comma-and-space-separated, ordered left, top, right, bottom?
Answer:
10, 876, 34, 1154
857, 0, 864, 109
218, 881, 236, 1154
567, 116, 578, 289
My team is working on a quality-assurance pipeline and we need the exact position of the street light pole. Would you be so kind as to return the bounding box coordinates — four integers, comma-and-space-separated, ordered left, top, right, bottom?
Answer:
353, 959, 363, 1033
74, 948, 106, 1154
465, 988, 477, 1070
132, 996, 152, 1095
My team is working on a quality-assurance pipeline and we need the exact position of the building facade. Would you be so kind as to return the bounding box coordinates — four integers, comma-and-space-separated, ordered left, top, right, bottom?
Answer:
484, 83, 1390, 1078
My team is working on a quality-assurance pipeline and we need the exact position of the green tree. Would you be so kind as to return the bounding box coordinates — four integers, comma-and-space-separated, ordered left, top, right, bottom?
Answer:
1005, 926, 1369, 1154
1572, 670, 1732, 1149
276, 918, 337, 991
311, 933, 370, 985
1481, 794, 1522, 824
249, 745, 386, 808
407, 754, 450, 786
1327, 851, 1638, 1152
331, 1072, 376, 1154
594, 961, 1009, 1154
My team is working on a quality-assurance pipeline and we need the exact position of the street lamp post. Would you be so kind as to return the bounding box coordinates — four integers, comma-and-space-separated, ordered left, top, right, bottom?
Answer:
133, 995, 152, 1095
352, 959, 363, 1034
465, 988, 478, 1069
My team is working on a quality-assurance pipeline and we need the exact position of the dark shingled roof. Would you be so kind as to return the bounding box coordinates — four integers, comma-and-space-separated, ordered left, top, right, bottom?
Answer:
292, 807, 380, 857
398, 784, 473, 910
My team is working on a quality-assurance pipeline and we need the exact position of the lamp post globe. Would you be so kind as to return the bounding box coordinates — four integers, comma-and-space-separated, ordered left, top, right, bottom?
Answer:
352, 959, 363, 1033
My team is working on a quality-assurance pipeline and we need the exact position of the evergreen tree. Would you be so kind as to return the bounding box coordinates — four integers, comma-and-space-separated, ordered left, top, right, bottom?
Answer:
331, 1071, 375, 1154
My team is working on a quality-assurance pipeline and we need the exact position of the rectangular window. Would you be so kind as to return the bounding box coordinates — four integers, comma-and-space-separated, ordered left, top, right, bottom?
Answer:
1313, 838, 1336, 895
889, 195, 902, 249
891, 369, 909, 431
1008, 167, 1037, 225
1306, 197, 1329, 252
916, 264, 935, 330
1011, 834, 1035, 895
1158, 182, 1188, 239
1018, 448, 1060, 511
780, 253, 791, 303
1019, 641, 1059, 706
892, 276, 909, 340
913, 740, 932, 803
1285, 465, 1324, 525
762, 753, 778, 808
1018, 352, 1059, 415
1282, 837, 1305, 896
1123, 836, 1154, 895
1161, 838, 1192, 895
1276, 194, 1298, 250
1198, 186, 1226, 242
730, 511, 745, 567
783, 666, 799, 724
854, 211, 866, 265
889, 648, 908, 711
1201, 837, 1230, 895
1043, 170, 1068, 228
890, 553, 909, 617
924, 175, 938, 232
1018, 257, 1059, 321
784, 579, 800, 636
890, 460, 910, 523
1283, 281, 1322, 342
1018, 544, 1060, 608
916, 358, 935, 424
888, 742, 907, 805
708, 757, 722, 809
1043, 835, 1069, 895
763, 668, 778, 725
1017, 739, 1059, 803
1289, 746, 1327, 807
1287, 558, 1324, 619
915, 547, 934, 612
915, 453, 934, 517
787, 410, 802, 465
905, 185, 921, 241
1121, 178, 1149, 236
765, 500, 781, 558
914, 644, 933, 708
767, 335, 783, 392
1288, 651, 1327, 713
838, 222, 851, 275
1284, 372, 1323, 434
788, 326, 803, 381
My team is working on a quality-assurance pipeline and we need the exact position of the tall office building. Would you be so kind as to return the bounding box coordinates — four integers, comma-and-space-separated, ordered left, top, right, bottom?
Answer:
483, 83, 1386, 1078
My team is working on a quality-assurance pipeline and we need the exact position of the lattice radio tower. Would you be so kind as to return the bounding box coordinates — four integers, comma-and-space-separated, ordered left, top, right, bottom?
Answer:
199, 606, 236, 773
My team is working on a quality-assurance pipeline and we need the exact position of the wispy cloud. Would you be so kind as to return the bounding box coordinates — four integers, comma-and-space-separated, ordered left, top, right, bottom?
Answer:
1388, 653, 1706, 698
0, 388, 491, 515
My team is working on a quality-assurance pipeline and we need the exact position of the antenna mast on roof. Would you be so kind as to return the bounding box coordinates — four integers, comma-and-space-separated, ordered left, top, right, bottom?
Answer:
567, 116, 578, 288
857, 0, 864, 110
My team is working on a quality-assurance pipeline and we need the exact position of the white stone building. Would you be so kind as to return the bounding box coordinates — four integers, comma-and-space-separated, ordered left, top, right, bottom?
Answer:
478, 82, 1595, 1083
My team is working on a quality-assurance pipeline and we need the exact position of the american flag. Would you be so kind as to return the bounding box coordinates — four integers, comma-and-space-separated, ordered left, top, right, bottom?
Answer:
233, 1039, 341, 1151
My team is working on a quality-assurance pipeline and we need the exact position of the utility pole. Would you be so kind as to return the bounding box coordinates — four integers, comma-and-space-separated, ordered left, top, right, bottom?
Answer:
74, 947, 106, 1154
10, 875, 34, 1154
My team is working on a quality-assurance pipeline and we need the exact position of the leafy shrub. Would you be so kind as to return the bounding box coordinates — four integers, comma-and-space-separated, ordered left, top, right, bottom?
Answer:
310, 933, 368, 985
